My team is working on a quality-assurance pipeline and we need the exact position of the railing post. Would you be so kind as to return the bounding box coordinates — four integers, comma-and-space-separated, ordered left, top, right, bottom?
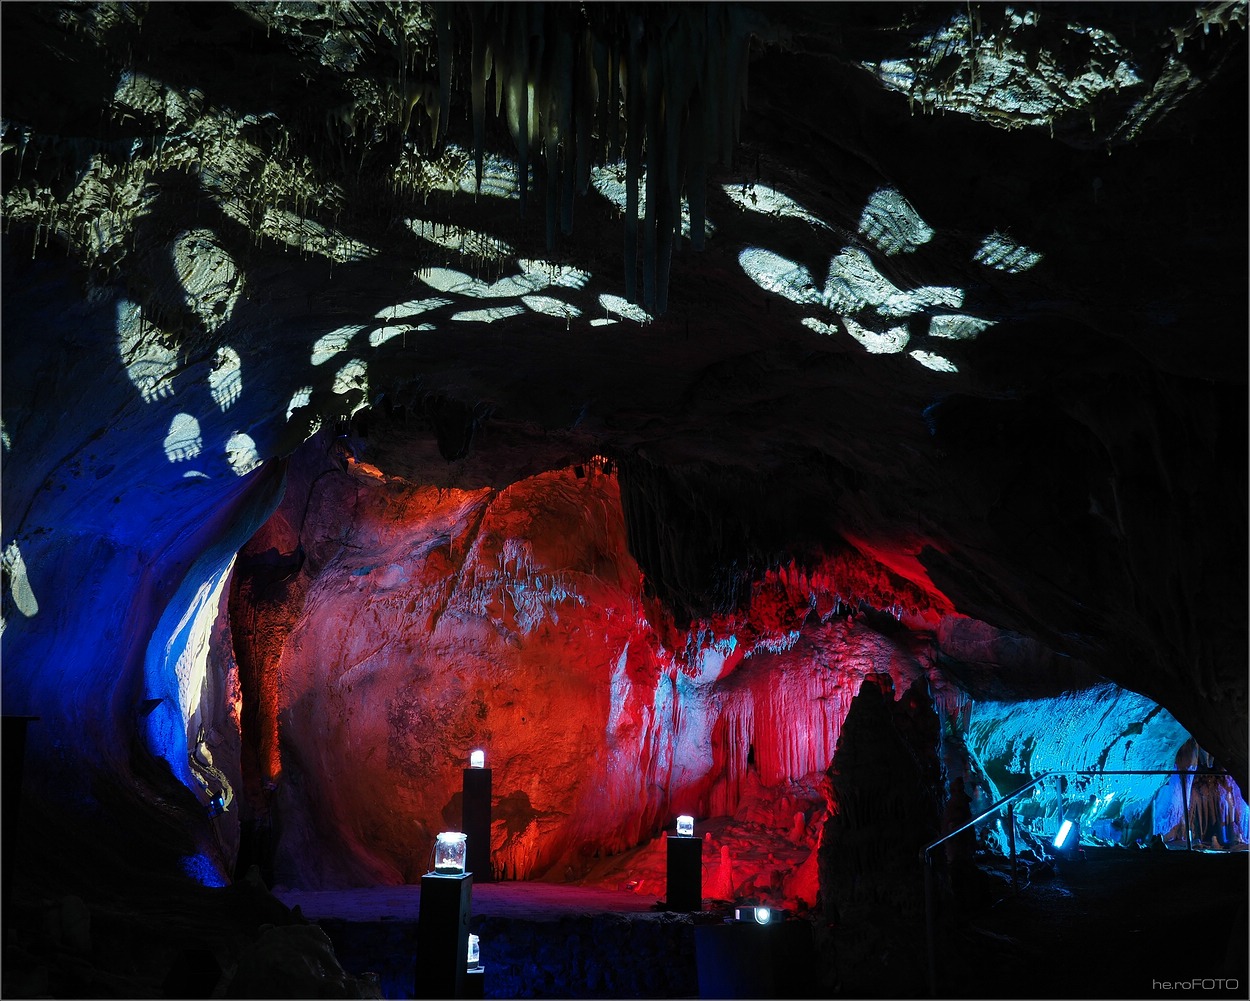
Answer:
1184, 771, 1193, 851
924, 851, 937, 997
1007, 802, 1018, 890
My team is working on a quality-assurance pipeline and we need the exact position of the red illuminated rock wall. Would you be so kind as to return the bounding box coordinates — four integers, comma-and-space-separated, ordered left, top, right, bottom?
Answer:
231, 439, 967, 891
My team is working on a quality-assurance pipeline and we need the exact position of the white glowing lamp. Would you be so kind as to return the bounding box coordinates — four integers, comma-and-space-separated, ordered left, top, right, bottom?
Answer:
676, 815, 694, 837
754, 906, 772, 925
470, 749, 485, 768
467, 933, 480, 968
1053, 819, 1074, 850
434, 831, 468, 874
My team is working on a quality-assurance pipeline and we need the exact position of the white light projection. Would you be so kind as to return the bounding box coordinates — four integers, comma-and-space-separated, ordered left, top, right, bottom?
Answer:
721, 183, 828, 231
929, 314, 995, 340
858, 188, 933, 255
407, 217, 514, 261
311, 325, 365, 365
225, 432, 261, 475
738, 249, 820, 305
208, 346, 241, 410
823, 247, 963, 317
286, 386, 312, 420
909, 350, 959, 372
371, 298, 451, 346
173, 229, 242, 333
861, 10, 1146, 134
594, 294, 652, 326
2, 540, 39, 620
259, 208, 376, 263
842, 316, 910, 355
403, 142, 523, 200
451, 305, 525, 323
332, 359, 369, 412
117, 299, 178, 403
522, 295, 581, 322
592, 163, 715, 241
975, 232, 1043, 273
163, 413, 203, 462
737, 186, 1038, 371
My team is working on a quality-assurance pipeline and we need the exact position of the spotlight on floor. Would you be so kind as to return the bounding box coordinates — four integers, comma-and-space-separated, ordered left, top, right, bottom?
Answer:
734, 905, 785, 924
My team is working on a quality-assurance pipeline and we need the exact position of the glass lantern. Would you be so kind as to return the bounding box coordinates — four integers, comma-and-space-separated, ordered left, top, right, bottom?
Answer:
470, 749, 485, 768
676, 814, 694, 837
434, 831, 468, 874
467, 933, 480, 968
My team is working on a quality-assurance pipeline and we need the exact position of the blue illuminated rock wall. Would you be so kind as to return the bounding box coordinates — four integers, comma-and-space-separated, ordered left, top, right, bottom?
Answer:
967, 684, 1247, 844
2, 253, 289, 885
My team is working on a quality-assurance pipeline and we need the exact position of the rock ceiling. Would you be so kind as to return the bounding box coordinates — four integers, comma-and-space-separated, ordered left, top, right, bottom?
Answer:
1, 0, 1246, 867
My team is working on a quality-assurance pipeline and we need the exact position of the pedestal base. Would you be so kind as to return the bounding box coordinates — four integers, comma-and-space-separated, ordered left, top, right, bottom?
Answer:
416, 872, 472, 999
463, 768, 493, 883
666, 835, 702, 912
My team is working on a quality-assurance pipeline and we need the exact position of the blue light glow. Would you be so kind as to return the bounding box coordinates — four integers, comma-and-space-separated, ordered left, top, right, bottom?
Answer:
1053, 819, 1074, 848
180, 852, 228, 888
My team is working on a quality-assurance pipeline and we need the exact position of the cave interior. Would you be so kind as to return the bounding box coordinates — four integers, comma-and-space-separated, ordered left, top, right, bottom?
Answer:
1, 1, 1247, 998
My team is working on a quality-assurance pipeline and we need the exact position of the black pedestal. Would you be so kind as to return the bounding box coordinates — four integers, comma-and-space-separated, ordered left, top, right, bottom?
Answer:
464, 965, 485, 1000
416, 872, 472, 999
694, 920, 817, 998
462, 768, 493, 883
666, 835, 702, 911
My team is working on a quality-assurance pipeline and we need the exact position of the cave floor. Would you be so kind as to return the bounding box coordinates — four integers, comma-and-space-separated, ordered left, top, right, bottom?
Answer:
276, 880, 661, 921
274, 845, 1248, 999
937, 846, 1249, 1000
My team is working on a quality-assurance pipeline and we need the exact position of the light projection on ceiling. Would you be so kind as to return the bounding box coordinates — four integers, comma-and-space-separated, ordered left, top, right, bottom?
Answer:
722, 182, 828, 232
859, 8, 1147, 136
594, 163, 716, 241
401, 142, 523, 202
730, 179, 1045, 369
857, 188, 934, 256
173, 229, 242, 334
311, 326, 365, 366
841, 317, 910, 355
824, 247, 963, 318
974, 232, 1043, 273
736, 186, 1032, 372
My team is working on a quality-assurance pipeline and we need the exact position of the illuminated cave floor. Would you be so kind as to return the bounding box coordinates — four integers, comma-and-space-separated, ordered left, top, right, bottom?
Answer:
277, 881, 661, 921
272, 847, 1248, 1000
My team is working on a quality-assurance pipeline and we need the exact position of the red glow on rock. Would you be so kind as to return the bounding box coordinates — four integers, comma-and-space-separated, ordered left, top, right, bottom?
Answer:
238, 458, 966, 894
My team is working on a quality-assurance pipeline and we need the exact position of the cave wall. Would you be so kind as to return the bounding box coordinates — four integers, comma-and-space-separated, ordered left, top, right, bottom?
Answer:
0, 2, 1243, 910
227, 435, 976, 888
221, 433, 1202, 895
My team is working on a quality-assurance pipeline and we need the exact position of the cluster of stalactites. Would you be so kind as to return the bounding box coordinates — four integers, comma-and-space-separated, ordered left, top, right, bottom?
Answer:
432, 2, 758, 315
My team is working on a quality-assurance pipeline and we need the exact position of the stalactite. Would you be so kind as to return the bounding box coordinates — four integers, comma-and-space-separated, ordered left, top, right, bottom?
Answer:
623, 15, 643, 303
430, 3, 758, 313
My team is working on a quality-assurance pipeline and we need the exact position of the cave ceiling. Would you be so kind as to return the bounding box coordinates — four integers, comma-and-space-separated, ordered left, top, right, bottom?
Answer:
1, 3, 1247, 784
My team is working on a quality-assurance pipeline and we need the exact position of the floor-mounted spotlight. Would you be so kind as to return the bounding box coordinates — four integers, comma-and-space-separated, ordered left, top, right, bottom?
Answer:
734, 905, 785, 924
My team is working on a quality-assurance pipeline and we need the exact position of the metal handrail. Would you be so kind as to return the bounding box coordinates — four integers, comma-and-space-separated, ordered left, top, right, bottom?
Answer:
921, 767, 1231, 998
